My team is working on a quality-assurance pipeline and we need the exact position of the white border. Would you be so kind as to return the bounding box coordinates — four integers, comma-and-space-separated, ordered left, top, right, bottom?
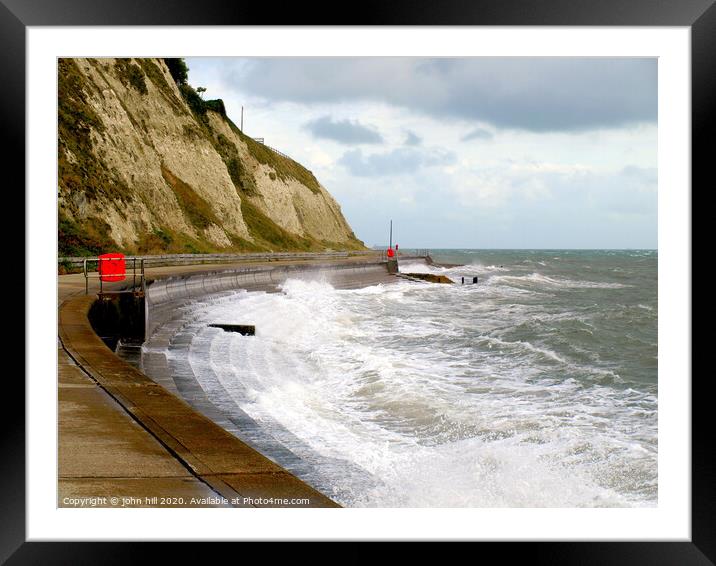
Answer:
28, 27, 691, 541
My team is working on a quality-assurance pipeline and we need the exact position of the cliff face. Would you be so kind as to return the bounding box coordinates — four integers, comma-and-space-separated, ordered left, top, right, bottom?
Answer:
58, 58, 365, 256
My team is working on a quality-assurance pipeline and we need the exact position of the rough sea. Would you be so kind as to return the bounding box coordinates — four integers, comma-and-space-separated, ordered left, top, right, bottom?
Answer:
158, 250, 658, 507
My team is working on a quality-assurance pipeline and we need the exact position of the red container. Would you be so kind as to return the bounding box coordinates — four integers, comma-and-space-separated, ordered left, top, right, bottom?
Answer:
387, 248, 395, 258
98, 252, 126, 282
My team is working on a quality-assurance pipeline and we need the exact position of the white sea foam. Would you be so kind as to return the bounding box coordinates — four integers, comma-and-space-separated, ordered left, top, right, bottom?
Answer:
153, 262, 658, 508
144, 252, 657, 508
490, 272, 630, 289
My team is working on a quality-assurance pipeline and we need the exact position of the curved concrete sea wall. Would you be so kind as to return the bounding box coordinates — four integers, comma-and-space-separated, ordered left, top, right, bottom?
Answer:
145, 260, 390, 338
60, 259, 399, 508
146, 260, 389, 303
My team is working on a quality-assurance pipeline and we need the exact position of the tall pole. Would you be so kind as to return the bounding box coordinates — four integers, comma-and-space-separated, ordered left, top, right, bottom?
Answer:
241, 106, 244, 131
389, 219, 392, 249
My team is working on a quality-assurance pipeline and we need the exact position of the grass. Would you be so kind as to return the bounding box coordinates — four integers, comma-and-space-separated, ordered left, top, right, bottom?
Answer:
225, 117, 322, 194
179, 84, 205, 115
58, 59, 133, 204
203, 99, 226, 116
240, 198, 313, 251
59, 207, 365, 257
134, 209, 365, 254
177, 82, 227, 123
135, 228, 173, 253
175, 83, 260, 198
160, 164, 220, 230
214, 134, 257, 195
163, 58, 188, 86
135, 224, 269, 254
225, 232, 271, 253
135, 226, 216, 254
176, 82, 321, 196
238, 198, 367, 252
58, 213, 116, 256
137, 59, 186, 116
182, 123, 202, 140
113, 59, 147, 95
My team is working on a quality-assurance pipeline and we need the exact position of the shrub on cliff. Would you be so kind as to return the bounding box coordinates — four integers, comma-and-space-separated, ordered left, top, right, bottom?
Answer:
114, 59, 148, 95
164, 58, 189, 85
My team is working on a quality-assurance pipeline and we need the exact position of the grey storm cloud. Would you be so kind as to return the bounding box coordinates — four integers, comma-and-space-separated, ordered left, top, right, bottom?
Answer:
304, 116, 383, 145
224, 57, 657, 133
404, 130, 422, 146
462, 128, 493, 141
339, 147, 457, 177
621, 165, 657, 186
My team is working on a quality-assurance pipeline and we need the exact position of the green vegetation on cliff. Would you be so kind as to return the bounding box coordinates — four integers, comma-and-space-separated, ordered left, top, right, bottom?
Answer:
113, 59, 147, 95
59, 213, 116, 257
160, 164, 220, 230
214, 133, 257, 195
240, 198, 313, 251
164, 58, 189, 86
225, 117, 322, 194
58, 59, 133, 206
170, 66, 322, 197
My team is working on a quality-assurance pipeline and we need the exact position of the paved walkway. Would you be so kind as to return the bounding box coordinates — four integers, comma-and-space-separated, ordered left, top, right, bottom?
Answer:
57, 256, 386, 508
58, 344, 224, 507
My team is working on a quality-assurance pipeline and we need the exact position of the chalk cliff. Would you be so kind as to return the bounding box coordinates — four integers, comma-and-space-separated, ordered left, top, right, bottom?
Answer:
58, 58, 365, 255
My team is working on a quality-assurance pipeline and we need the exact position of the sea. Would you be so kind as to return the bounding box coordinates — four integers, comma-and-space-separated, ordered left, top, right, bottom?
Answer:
156, 250, 658, 507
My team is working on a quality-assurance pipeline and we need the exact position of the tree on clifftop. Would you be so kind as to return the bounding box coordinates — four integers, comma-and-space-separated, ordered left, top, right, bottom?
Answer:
164, 58, 189, 86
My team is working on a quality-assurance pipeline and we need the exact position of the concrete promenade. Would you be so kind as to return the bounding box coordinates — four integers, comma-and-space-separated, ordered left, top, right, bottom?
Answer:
57, 254, 397, 508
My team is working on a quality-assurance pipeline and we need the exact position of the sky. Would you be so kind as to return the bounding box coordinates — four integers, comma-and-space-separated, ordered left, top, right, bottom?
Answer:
185, 57, 657, 249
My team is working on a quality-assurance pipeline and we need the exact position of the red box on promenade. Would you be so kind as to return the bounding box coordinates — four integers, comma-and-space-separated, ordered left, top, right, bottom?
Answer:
98, 252, 126, 282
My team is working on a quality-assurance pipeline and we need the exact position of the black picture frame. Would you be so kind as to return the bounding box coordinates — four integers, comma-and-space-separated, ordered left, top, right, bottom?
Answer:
8, 0, 711, 562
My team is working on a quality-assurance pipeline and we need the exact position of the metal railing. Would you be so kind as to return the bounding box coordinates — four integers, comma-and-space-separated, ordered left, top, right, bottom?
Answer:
81, 256, 145, 296
376, 249, 431, 260
409, 249, 431, 257
62, 250, 382, 270
63, 250, 428, 265
251, 136, 296, 162
265, 144, 293, 161
63, 250, 432, 294
63, 251, 390, 294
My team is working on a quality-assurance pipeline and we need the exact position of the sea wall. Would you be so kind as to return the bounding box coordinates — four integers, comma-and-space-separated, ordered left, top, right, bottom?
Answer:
146, 260, 389, 303
59, 257, 407, 507
145, 260, 390, 338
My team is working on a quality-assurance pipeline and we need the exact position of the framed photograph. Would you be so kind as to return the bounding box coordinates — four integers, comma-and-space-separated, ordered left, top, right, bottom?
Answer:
11, 0, 710, 561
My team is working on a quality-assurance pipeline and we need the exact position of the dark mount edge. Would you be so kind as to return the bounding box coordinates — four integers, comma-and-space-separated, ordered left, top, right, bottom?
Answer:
7, 0, 714, 562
